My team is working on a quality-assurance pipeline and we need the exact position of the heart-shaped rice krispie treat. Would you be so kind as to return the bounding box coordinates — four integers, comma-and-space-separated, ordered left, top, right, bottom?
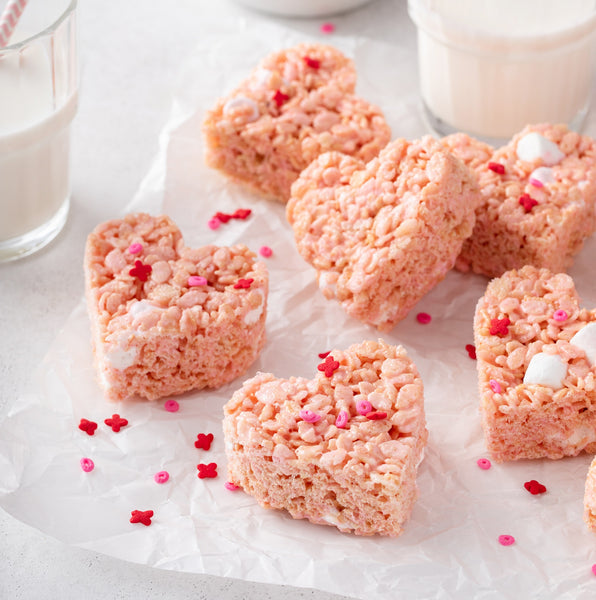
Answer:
203, 43, 391, 203
474, 265, 596, 461
223, 339, 427, 537
443, 124, 596, 278
286, 136, 481, 331
84, 213, 268, 402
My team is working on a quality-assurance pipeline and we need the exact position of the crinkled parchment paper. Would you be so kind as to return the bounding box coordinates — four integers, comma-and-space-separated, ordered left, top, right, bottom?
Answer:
2, 17, 596, 600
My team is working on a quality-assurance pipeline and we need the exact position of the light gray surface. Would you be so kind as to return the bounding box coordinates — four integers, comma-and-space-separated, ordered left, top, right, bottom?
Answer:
0, 1, 411, 598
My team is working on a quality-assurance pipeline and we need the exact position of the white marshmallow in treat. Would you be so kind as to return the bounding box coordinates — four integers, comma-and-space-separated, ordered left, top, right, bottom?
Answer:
569, 322, 596, 366
223, 96, 259, 122
523, 352, 567, 389
516, 132, 565, 166
529, 166, 554, 186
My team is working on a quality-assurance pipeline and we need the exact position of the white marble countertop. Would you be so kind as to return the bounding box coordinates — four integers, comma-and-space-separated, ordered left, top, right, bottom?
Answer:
0, 1, 412, 598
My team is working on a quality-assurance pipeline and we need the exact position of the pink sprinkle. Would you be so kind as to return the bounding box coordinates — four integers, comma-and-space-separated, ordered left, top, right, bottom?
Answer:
489, 380, 502, 394
208, 218, 221, 230
356, 400, 372, 415
154, 471, 169, 484
416, 312, 432, 324
320, 22, 335, 34
498, 534, 515, 546
259, 245, 273, 258
591, 564, 596, 576
80, 458, 94, 473
529, 177, 544, 188
128, 243, 143, 254
164, 399, 179, 412
553, 309, 568, 322
477, 458, 492, 470
225, 481, 239, 491
335, 410, 349, 429
188, 275, 207, 287
300, 409, 322, 423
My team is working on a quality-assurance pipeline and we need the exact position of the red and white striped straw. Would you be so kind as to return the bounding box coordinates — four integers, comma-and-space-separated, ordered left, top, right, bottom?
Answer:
0, 0, 28, 48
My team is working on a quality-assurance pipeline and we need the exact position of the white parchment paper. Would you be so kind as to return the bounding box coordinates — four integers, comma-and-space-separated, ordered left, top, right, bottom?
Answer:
2, 18, 596, 600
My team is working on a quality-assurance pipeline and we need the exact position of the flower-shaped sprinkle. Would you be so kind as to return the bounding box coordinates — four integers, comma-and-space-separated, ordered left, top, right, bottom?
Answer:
318, 351, 330, 359
129, 260, 152, 282
130, 509, 153, 526
488, 162, 505, 175
317, 355, 340, 377
197, 462, 218, 479
299, 409, 321, 423
78, 418, 98, 436
498, 534, 515, 546
104, 414, 129, 432
519, 193, 538, 213
335, 410, 349, 429
553, 309, 568, 322
524, 480, 547, 495
477, 458, 492, 470
489, 317, 510, 336
465, 344, 477, 359
234, 278, 254, 289
195, 433, 214, 450
232, 208, 252, 220
214, 211, 232, 223
273, 90, 289, 107
154, 471, 170, 484
366, 411, 387, 421
356, 400, 372, 415
164, 399, 179, 412
303, 56, 321, 69
80, 458, 94, 472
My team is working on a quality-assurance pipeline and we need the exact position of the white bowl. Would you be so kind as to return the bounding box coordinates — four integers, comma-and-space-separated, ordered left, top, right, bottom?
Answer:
233, 0, 376, 18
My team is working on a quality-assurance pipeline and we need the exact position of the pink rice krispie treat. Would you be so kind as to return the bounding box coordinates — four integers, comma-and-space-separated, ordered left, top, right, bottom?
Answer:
203, 43, 391, 203
584, 456, 596, 531
84, 213, 268, 402
223, 339, 427, 537
474, 265, 596, 462
287, 136, 481, 331
445, 124, 596, 278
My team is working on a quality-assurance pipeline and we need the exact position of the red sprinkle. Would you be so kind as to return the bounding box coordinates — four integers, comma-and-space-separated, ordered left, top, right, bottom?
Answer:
130, 509, 153, 526
318, 351, 331, 359
232, 208, 252, 220
477, 458, 492, 470
129, 260, 152, 282
498, 534, 515, 546
519, 193, 538, 213
303, 56, 321, 69
195, 433, 214, 451
320, 22, 335, 33
104, 414, 129, 433
488, 162, 505, 175
214, 211, 232, 223
366, 411, 387, 421
234, 278, 254, 289
225, 481, 239, 491
78, 418, 98, 436
465, 344, 477, 360
259, 245, 273, 258
317, 355, 340, 377
489, 317, 510, 336
524, 480, 547, 495
197, 462, 218, 479
272, 90, 289, 107
416, 312, 432, 324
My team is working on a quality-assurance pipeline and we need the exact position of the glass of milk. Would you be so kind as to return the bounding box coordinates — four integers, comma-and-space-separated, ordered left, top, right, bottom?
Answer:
408, 0, 596, 143
0, 0, 77, 262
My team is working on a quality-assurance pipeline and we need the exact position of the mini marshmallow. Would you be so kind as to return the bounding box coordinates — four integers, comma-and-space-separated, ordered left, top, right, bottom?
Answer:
516, 132, 565, 166
523, 352, 567, 389
570, 322, 596, 366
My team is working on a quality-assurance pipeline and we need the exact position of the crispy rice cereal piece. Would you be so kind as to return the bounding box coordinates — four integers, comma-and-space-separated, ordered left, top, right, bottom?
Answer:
287, 136, 481, 331
446, 124, 596, 278
223, 339, 427, 537
584, 456, 596, 532
203, 43, 390, 203
84, 213, 268, 401
474, 265, 596, 462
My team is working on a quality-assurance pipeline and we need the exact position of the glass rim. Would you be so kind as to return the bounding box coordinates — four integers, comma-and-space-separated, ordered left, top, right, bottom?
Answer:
0, 0, 77, 52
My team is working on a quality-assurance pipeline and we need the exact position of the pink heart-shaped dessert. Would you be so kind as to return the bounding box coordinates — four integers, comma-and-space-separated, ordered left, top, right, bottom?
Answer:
444, 124, 596, 277
474, 265, 596, 461
223, 339, 427, 537
203, 43, 390, 202
287, 136, 480, 330
84, 213, 268, 401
